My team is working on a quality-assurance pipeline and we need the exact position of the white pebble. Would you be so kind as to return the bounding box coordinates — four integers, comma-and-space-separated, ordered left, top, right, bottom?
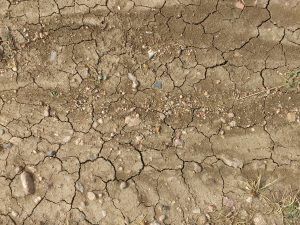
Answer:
158, 214, 166, 222
228, 112, 235, 118
120, 181, 128, 189
75, 182, 84, 193
20, 171, 35, 195
229, 121, 236, 127
34, 196, 42, 204
87, 191, 96, 201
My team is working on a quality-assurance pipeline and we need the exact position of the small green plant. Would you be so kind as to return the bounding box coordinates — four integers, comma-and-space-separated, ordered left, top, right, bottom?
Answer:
269, 188, 300, 225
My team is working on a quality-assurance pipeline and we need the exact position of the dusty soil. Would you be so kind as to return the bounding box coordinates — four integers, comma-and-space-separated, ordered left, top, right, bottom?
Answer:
0, 0, 300, 224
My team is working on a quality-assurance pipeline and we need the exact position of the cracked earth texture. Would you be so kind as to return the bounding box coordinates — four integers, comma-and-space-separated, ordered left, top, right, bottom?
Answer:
0, 0, 300, 224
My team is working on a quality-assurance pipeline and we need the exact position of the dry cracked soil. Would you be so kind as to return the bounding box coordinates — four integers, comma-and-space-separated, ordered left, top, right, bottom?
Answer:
0, 0, 300, 225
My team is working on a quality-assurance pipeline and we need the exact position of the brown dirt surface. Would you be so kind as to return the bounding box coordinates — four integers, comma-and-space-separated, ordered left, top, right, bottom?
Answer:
0, 0, 300, 225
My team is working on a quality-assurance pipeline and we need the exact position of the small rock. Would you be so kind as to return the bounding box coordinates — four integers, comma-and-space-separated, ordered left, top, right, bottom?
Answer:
158, 214, 166, 222
235, 0, 245, 10
47, 150, 56, 157
2, 142, 13, 150
11, 211, 18, 217
125, 114, 141, 127
228, 112, 235, 118
220, 155, 243, 168
20, 171, 35, 195
128, 73, 140, 90
153, 80, 162, 89
148, 49, 156, 59
246, 196, 253, 203
0, 46, 4, 59
174, 138, 184, 148
79, 201, 86, 209
87, 191, 96, 201
15, 166, 22, 173
120, 181, 128, 189
253, 213, 267, 225
75, 182, 84, 193
0, 129, 5, 135
97, 118, 104, 124
49, 50, 57, 62
287, 112, 297, 122
192, 208, 201, 214
229, 120, 236, 127
101, 210, 107, 218
132, 80, 140, 89
34, 196, 42, 204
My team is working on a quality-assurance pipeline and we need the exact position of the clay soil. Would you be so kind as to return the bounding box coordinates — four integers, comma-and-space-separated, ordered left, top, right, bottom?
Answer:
0, 0, 300, 225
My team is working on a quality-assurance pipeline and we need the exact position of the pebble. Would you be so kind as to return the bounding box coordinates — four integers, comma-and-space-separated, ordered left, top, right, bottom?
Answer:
148, 49, 156, 59
49, 50, 57, 62
153, 80, 162, 89
220, 155, 243, 168
228, 112, 235, 118
287, 112, 297, 122
0, 46, 3, 59
192, 208, 201, 214
235, 0, 245, 10
75, 182, 84, 193
229, 121, 236, 127
120, 181, 128, 189
125, 114, 141, 127
20, 171, 35, 195
34, 196, 42, 204
2, 142, 13, 150
0, 129, 4, 135
11, 211, 18, 217
174, 138, 184, 148
101, 210, 107, 218
87, 191, 96, 201
47, 150, 57, 157
158, 214, 166, 222
246, 196, 253, 203
128, 73, 140, 91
